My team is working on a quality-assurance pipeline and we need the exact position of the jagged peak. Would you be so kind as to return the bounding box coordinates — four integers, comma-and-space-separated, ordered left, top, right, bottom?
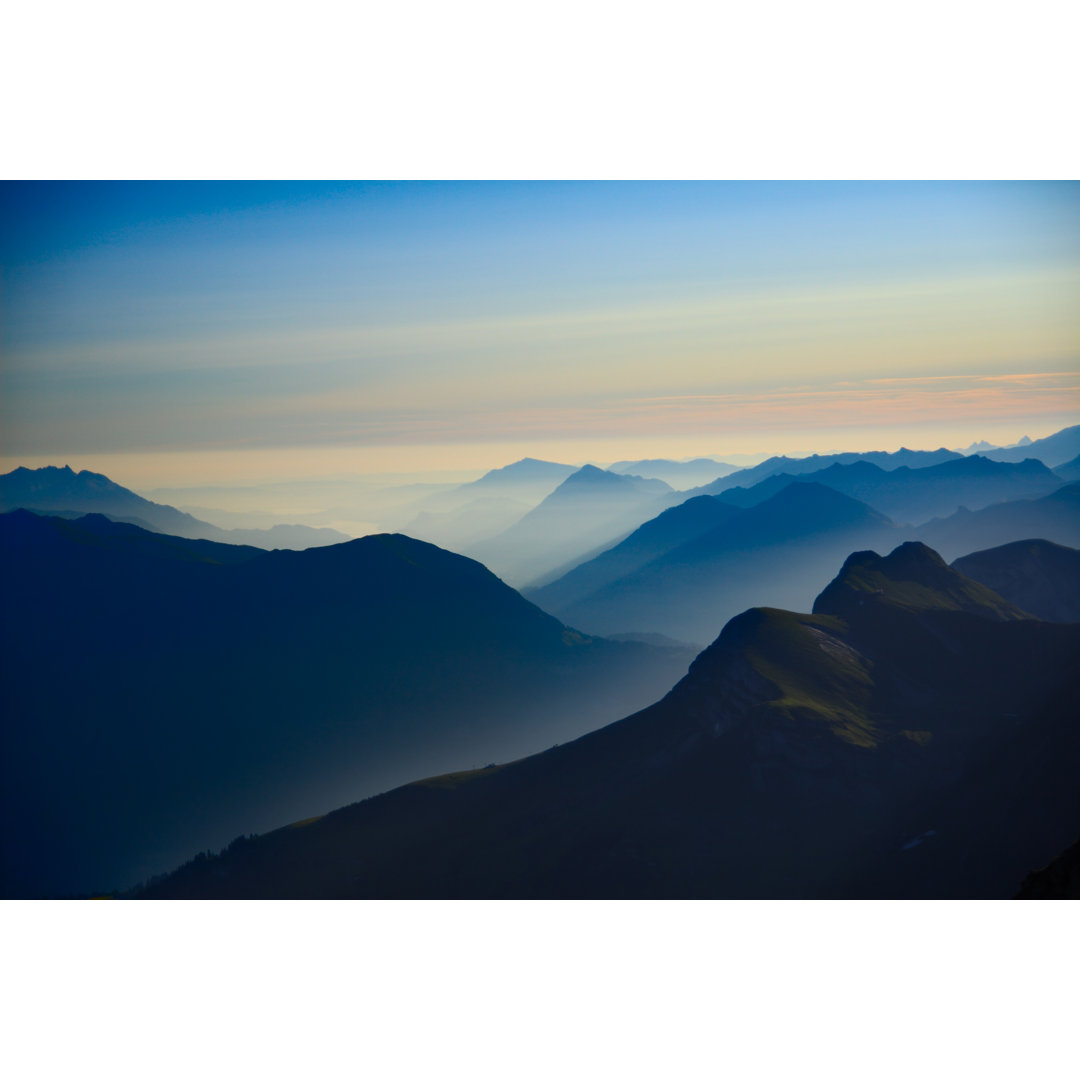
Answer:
559, 464, 625, 487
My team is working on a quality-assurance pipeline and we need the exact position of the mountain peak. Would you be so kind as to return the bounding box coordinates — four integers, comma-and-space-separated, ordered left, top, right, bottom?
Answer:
813, 541, 1028, 622
559, 464, 632, 489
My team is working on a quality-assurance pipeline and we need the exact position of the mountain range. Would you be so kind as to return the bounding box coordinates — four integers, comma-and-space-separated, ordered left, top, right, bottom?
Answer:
527, 466, 1080, 643
529, 482, 901, 643
917, 483, 1080, 560
712, 455, 1063, 524
687, 446, 964, 497
980, 424, 1080, 467
0, 510, 693, 898
606, 458, 738, 488
133, 540, 1080, 899
6, 429, 1080, 900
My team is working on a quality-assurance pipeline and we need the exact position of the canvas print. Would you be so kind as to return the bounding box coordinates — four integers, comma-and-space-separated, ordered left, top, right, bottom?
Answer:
2, 180, 1078, 899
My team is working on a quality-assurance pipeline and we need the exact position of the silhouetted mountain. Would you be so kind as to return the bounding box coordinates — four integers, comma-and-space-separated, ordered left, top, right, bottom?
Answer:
0, 465, 350, 549
539, 482, 899, 644
134, 542, 1080, 899
952, 540, 1080, 623
1053, 453, 1080, 484
465, 465, 675, 586
916, 484, 1080, 561
0, 511, 694, 898
716, 455, 1063, 524
607, 458, 737, 488
687, 446, 963, 498
983, 424, 1080, 468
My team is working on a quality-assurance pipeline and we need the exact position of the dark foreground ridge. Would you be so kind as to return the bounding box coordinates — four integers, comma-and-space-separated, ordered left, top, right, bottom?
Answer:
135, 541, 1080, 899
1, 511, 693, 899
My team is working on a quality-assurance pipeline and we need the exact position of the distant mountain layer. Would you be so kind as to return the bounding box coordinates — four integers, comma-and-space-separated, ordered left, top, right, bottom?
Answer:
531, 482, 900, 644
952, 539, 1080, 623
466, 465, 675, 587
0, 465, 350, 549
917, 484, 1080, 561
0, 511, 694, 898
135, 542, 1080, 899
607, 458, 738, 488
391, 458, 579, 554
689, 446, 963, 498
465, 457, 578, 489
526, 495, 743, 615
1053, 453, 1080, 484
983, 424, 1080, 468
716, 455, 1063, 524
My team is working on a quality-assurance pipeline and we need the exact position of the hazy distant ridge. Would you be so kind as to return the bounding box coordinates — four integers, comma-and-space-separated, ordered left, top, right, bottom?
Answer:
0, 465, 350, 549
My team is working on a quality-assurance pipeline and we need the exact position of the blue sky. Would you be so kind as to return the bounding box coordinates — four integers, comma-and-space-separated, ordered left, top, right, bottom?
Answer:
2, 181, 1078, 485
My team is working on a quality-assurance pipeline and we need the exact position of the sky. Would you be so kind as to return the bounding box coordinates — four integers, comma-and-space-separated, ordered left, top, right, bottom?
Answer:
2, 181, 1078, 489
